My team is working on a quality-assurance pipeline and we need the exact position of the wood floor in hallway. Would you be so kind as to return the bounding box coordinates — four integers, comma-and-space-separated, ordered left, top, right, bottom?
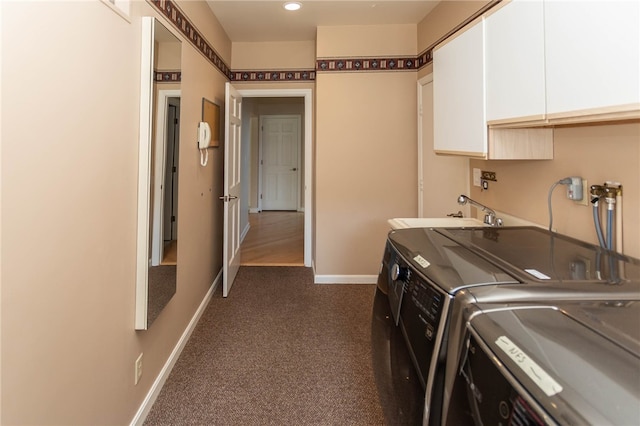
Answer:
240, 211, 304, 266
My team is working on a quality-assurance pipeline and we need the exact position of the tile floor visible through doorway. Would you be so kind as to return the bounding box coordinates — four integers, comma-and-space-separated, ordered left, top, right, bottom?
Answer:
240, 211, 303, 266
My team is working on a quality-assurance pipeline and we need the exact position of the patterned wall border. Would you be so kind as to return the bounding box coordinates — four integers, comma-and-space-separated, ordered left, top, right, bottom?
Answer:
231, 70, 316, 82
154, 70, 182, 83
147, 0, 425, 82
148, 0, 500, 81
148, 0, 232, 79
316, 56, 419, 72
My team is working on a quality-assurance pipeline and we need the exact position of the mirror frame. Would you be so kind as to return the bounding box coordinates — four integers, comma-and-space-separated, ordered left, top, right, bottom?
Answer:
135, 17, 155, 330
135, 17, 181, 330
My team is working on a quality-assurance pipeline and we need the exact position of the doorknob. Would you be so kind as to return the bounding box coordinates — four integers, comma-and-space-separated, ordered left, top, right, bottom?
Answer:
291, 168, 297, 171
218, 195, 238, 202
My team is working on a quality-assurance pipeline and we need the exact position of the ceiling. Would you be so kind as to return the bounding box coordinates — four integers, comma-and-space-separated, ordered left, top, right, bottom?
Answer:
206, 1, 441, 42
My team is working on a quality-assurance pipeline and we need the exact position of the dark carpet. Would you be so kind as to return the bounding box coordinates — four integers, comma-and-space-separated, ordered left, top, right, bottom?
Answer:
144, 266, 385, 425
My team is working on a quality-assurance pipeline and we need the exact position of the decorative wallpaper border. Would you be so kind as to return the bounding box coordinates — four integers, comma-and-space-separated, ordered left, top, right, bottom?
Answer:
231, 70, 316, 82
316, 56, 419, 72
154, 70, 182, 83
147, 0, 499, 82
148, 0, 232, 79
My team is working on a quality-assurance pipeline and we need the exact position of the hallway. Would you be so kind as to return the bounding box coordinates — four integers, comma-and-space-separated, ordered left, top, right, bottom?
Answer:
240, 211, 304, 266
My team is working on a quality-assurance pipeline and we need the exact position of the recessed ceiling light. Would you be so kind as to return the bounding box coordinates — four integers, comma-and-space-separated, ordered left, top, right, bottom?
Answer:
283, 2, 302, 11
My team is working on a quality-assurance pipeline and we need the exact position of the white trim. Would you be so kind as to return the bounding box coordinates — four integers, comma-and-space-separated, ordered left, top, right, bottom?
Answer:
100, 0, 131, 22
135, 17, 155, 330
237, 88, 313, 268
249, 207, 260, 214
240, 222, 251, 243
314, 275, 378, 284
417, 74, 433, 218
130, 271, 222, 426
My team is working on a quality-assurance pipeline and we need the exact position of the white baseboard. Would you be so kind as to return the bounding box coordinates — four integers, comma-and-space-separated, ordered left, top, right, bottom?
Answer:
240, 222, 250, 243
314, 274, 378, 284
130, 270, 222, 426
249, 208, 260, 213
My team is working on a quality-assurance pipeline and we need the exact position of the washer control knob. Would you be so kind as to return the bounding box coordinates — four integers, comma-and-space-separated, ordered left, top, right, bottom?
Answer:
391, 263, 409, 282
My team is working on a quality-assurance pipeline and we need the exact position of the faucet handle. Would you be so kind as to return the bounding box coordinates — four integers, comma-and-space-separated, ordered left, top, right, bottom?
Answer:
484, 213, 503, 227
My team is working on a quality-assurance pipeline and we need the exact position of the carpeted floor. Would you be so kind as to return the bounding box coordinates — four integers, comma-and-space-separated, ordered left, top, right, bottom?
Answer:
144, 266, 385, 425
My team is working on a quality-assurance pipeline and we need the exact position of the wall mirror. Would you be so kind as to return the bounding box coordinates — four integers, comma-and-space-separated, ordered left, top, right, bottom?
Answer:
136, 17, 182, 330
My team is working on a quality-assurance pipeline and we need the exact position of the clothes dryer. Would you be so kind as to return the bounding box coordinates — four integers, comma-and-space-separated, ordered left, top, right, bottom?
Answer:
445, 300, 640, 425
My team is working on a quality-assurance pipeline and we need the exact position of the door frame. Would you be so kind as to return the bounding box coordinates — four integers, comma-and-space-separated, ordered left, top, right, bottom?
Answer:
151, 89, 181, 265
258, 114, 302, 212
237, 88, 313, 268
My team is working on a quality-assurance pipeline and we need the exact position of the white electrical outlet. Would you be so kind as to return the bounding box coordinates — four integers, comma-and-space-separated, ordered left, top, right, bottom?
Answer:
135, 353, 143, 385
473, 168, 482, 187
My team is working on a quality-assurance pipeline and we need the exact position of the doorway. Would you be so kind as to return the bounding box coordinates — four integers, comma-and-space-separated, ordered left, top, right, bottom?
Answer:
151, 90, 181, 267
236, 89, 313, 267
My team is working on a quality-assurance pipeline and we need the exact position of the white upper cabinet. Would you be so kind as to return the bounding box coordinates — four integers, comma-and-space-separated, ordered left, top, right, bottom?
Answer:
433, 19, 486, 157
433, 0, 638, 158
485, 0, 546, 123
434, 16, 552, 159
545, 0, 640, 117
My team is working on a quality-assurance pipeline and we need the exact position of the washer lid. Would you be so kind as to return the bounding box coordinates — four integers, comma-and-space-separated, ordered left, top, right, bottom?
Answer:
388, 228, 519, 294
441, 226, 640, 285
469, 302, 640, 425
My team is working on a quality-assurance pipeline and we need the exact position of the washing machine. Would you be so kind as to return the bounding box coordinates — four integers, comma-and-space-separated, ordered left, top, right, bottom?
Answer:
371, 226, 640, 426
445, 300, 640, 425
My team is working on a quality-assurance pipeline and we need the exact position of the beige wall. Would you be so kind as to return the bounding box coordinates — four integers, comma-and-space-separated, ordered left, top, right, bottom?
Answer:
469, 122, 640, 258
232, 41, 316, 69
315, 24, 418, 277
1, 0, 230, 424
417, 0, 490, 51
317, 24, 416, 57
156, 41, 181, 69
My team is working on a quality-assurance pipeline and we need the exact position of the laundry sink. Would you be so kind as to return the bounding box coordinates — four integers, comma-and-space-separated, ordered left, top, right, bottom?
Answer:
388, 217, 487, 230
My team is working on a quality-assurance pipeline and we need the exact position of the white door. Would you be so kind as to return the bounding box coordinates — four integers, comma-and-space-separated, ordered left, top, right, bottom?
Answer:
222, 82, 242, 297
260, 115, 300, 210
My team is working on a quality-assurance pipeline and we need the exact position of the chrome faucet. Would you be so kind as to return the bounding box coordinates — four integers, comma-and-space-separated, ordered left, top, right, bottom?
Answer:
457, 195, 503, 227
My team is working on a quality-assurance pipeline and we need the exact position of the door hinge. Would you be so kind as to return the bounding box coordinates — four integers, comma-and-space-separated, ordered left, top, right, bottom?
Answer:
174, 118, 178, 124
171, 216, 176, 222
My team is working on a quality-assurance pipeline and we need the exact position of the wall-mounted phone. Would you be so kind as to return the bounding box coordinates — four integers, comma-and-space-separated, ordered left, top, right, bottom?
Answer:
198, 121, 211, 166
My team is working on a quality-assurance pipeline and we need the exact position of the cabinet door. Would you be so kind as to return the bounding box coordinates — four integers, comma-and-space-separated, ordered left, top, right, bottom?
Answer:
485, 0, 545, 123
433, 19, 486, 157
545, 0, 640, 115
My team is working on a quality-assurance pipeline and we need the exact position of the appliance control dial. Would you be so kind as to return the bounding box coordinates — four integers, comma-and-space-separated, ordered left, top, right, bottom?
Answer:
391, 263, 409, 282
